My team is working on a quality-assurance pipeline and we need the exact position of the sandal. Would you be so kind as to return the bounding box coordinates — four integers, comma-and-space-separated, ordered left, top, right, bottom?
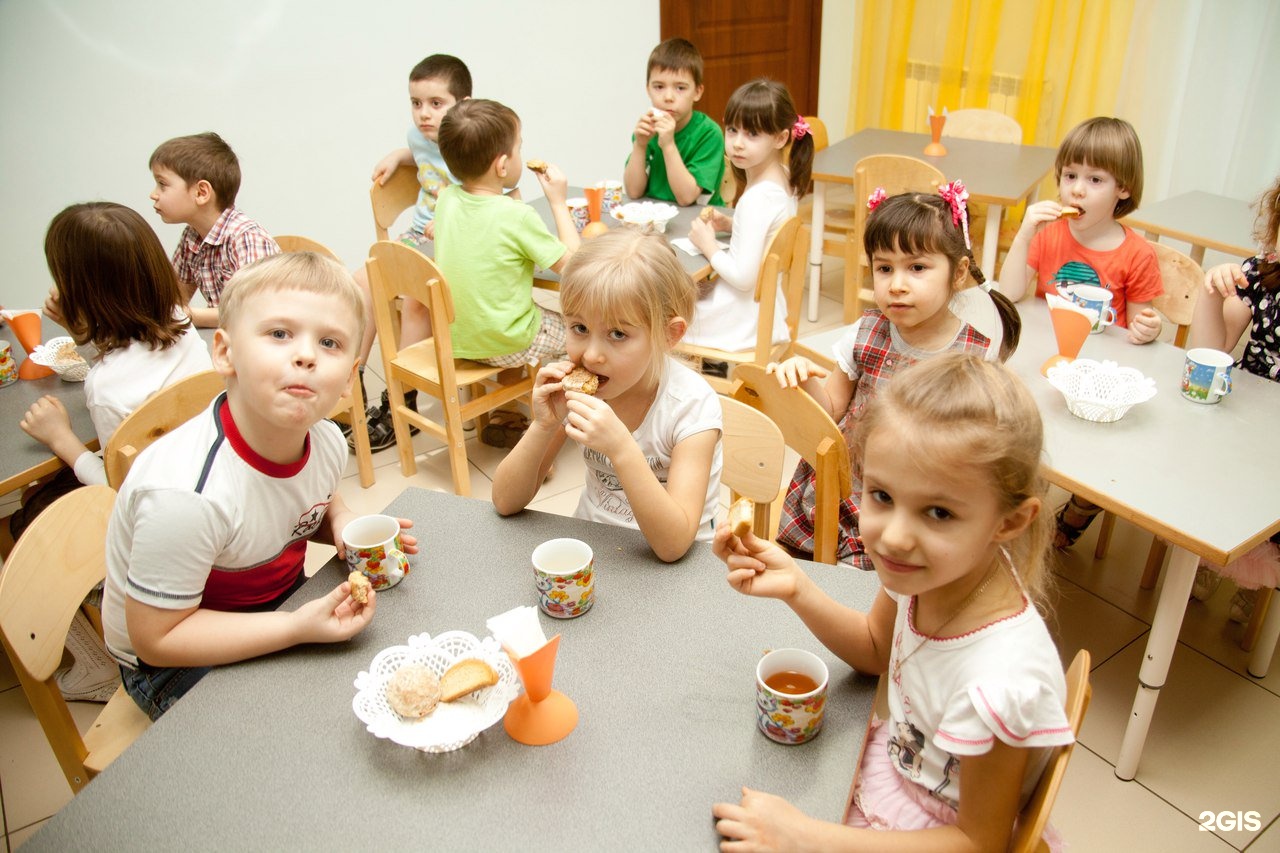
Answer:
480, 410, 529, 449
1053, 496, 1103, 550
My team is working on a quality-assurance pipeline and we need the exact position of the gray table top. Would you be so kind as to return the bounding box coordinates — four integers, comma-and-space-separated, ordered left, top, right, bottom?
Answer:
1007, 300, 1280, 563
1123, 190, 1254, 258
813, 128, 1058, 206
29, 489, 879, 852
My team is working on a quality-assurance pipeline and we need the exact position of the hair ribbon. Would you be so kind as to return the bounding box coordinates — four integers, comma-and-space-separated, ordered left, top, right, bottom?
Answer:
938, 180, 971, 250
867, 187, 888, 212
791, 115, 811, 141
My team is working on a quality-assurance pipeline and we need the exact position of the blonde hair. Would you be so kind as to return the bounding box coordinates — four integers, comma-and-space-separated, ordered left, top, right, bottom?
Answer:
559, 230, 695, 388
218, 253, 366, 344
851, 353, 1053, 604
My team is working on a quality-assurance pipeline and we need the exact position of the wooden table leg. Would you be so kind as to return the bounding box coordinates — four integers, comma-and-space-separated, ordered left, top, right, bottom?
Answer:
981, 203, 1003, 282
1116, 545, 1197, 780
807, 182, 826, 323
1248, 588, 1280, 678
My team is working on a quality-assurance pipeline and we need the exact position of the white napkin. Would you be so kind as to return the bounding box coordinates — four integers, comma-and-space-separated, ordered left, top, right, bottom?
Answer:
486, 606, 546, 658
670, 237, 729, 257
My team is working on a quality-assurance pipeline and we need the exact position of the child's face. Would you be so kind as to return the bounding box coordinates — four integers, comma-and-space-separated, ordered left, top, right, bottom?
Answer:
646, 67, 703, 129
871, 246, 963, 340
213, 289, 358, 441
564, 308, 655, 402
149, 167, 201, 225
409, 77, 459, 142
725, 124, 788, 175
1058, 162, 1129, 226
859, 427, 1031, 603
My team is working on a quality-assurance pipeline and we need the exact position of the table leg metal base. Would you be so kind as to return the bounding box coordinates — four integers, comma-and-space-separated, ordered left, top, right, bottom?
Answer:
807, 183, 827, 322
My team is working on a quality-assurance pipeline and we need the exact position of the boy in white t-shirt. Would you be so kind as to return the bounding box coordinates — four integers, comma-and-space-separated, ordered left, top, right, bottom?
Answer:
101, 253, 416, 720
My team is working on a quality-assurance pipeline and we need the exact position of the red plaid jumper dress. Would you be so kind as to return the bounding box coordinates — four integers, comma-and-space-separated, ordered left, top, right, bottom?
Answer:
776, 311, 991, 568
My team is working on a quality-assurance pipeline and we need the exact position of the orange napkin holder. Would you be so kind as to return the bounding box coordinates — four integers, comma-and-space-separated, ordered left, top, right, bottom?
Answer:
502, 634, 578, 746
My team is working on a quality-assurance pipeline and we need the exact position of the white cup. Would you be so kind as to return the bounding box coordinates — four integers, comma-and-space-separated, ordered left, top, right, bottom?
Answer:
1057, 283, 1116, 333
531, 538, 594, 618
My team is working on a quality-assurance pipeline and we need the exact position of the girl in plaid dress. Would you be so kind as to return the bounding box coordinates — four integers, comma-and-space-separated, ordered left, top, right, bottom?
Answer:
768, 188, 1021, 567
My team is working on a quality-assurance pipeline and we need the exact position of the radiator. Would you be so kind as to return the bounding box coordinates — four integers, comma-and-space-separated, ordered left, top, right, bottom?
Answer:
902, 60, 1051, 138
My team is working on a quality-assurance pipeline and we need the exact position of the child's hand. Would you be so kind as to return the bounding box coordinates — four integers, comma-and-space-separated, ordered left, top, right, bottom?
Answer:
713, 524, 803, 601
537, 164, 569, 206
19, 395, 74, 446
1204, 263, 1247, 298
706, 208, 732, 233
712, 787, 817, 851
1017, 200, 1064, 238
563, 392, 632, 459
634, 111, 657, 145
688, 216, 721, 258
371, 151, 405, 186
291, 579, 377, 644
423, 220, 436, 240
651, 110, 677, 146
1127, 308, 1162, 344
766, 357, 827, 389
531, 361, 573, 427
42, 286, 66, 329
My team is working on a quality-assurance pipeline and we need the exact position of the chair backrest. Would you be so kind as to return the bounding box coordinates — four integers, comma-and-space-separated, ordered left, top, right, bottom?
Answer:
371, 164, 422, 242
0, 486, 133, 791
719, 396, 786, 539
731, 363, 851, 564
852, 155, 947, 250
802, 115, 830, 152
366, 240, 460, 384
720, 153, 738, 208
753, 216, 809, 360
1009, 649, 1092, 853
1149, 242, 1203, 347
104, 369, 224, 488
274, 234, 341, 262
941, 108, 1023, 145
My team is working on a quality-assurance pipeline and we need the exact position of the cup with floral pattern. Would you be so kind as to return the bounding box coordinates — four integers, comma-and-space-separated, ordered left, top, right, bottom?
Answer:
342, 514, 410, 590
531, 538, 594, 618
756, 648, 829, 745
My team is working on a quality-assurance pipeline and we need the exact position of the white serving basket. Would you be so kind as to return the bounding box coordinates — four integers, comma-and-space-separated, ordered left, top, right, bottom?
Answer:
1046, 358, 1157, 423
30, 336, 90, 381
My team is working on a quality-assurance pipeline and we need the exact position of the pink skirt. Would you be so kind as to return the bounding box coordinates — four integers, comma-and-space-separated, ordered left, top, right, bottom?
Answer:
1212, 540, 1280, 590
847, 718, 1064, 850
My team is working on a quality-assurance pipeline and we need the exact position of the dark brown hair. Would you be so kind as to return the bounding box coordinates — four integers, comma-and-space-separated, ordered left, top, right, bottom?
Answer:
722, 79, 813, 201
148, 131, 241, 210
1252, 176, 1280, 291
1054, 117, 1143, 218
647, 38, 703, 86
437, 99, 520, 182
44, 202, 188, 356
864, 192, 1021, 359
409, 54, 472, 100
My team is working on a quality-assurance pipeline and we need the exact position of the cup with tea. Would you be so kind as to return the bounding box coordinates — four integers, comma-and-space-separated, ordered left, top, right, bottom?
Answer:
342, 514, 410, 590
1057, 283, 1116, 333
531, 538, 594, 618
756, 648, 829, 744
1181, 348, 1233, 404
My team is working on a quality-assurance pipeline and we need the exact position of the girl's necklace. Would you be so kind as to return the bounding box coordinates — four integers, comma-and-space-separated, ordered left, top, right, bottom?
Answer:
892, 561, 1002, 680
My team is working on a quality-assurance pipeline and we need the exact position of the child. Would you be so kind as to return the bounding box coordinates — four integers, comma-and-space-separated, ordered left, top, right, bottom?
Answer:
149, 131, 280, 328
999, 116, 1164, 548
434, 99, 579, 385
100, 253, 412, 720
712, 353, 1072, 851
768, 188, 1019, 567
355, 55, 471, 451
492, 230, 723, 563
623, 37, 725, 207
14, 202, 212, 702
1187, 176, 1280, 621
684, 79, 813, 353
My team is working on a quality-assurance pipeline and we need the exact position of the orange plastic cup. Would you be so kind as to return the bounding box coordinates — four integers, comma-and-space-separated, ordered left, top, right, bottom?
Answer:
583, 186, 604, 223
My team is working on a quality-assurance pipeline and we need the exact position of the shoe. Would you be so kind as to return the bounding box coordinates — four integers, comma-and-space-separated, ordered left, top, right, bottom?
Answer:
57, 610, 120, 703
480, 410, 529, 449
1052, 496, 1103, 550
350, 391, 418, 453
1190, 564, 1222, 602
1228, 588, 1258, 624
701, 359, 730, 379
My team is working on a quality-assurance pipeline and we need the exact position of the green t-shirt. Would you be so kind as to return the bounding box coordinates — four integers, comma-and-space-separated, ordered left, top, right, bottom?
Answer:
633, 110, 725, 206
434, 186, 566, 361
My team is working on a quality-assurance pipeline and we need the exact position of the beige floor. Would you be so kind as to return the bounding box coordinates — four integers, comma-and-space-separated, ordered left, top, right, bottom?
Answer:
2, 265, 1278, 851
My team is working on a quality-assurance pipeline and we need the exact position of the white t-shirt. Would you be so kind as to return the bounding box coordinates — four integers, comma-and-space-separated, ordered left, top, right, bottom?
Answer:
684, 181, 796, 351
883, 585, 1073, 809
574, 357, 723, 542
102, 395, 347, 667
73, 323, 212, 485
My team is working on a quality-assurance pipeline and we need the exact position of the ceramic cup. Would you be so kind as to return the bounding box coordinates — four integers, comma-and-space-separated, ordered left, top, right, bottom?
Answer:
531, 538, 594, 618
602, 180, 624, 215
755, 648, 829, 745
0, 342, 16, 386
342, 514, 409, 590
1181, 348, 1233, 404
566, 198, 590, 233
1058, 283, 1116, 333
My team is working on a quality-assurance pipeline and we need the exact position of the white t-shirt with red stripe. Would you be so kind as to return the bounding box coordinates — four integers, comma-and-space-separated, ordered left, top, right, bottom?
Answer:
103, 394, 346, 667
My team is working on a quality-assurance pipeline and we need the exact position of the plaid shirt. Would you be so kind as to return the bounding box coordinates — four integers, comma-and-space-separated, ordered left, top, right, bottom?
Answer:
776, 310, 991, 567
172, 206, 279, 306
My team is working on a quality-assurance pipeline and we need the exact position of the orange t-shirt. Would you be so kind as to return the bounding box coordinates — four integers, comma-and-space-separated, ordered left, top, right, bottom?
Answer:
1028, 220, 1163, 328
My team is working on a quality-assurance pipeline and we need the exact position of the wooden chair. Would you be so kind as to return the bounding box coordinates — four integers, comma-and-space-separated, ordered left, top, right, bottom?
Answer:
731, 363, 850, 564
676, 217, 809, 395
273, 235, 375, 488
371, 164, 421, 242
796, 116, 861, 311
105, 369, 225, 488
941, 110, 1024, 272
0, 486, 151, 793
718, 395, 786, 539
1010, 649, 1092, 853
719, 153, 738, 208
366, 240, 535, 496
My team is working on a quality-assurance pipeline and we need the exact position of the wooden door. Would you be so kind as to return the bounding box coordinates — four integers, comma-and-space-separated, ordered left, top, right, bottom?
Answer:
661, 0, 822, 125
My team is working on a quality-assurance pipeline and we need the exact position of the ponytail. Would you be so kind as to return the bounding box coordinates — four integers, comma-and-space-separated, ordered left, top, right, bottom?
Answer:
787, 131, 814, 199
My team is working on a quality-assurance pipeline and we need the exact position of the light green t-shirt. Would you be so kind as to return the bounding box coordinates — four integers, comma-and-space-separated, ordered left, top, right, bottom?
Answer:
434, 185, 566, 360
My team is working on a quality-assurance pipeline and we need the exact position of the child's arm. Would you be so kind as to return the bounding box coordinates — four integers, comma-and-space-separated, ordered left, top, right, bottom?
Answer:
999, 200, 1061, 301
564, 392, 716, 561
1125, 301, 1162, 344
1189, 265, 1253, 352
187, 303, 220, 329
311, 493, 418, 560
372, 148, 414, 186
652, 111, 702, 206
492, 362, 573, 515
536, 164, 580, 270
623, 112, 657, 199
19, 396, 99, 480
767, 356, 855, 423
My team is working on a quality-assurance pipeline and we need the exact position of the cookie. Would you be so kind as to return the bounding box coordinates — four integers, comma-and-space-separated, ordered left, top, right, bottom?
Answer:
386, 664, 442, 719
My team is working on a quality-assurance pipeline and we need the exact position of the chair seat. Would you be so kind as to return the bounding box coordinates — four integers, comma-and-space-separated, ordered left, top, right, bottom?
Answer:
83, 685, 152, 774
391, 339, 511, 390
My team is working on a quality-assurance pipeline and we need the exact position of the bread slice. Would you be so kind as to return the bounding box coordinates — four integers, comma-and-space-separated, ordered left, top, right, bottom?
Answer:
439, 658, 499, 703
1059, 206, 1081, 219
699, 206, 715, 222
729, 497, 755, 538
563, 366, 599, 395
348, 571, 372, 604
525, 159, 548, 174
